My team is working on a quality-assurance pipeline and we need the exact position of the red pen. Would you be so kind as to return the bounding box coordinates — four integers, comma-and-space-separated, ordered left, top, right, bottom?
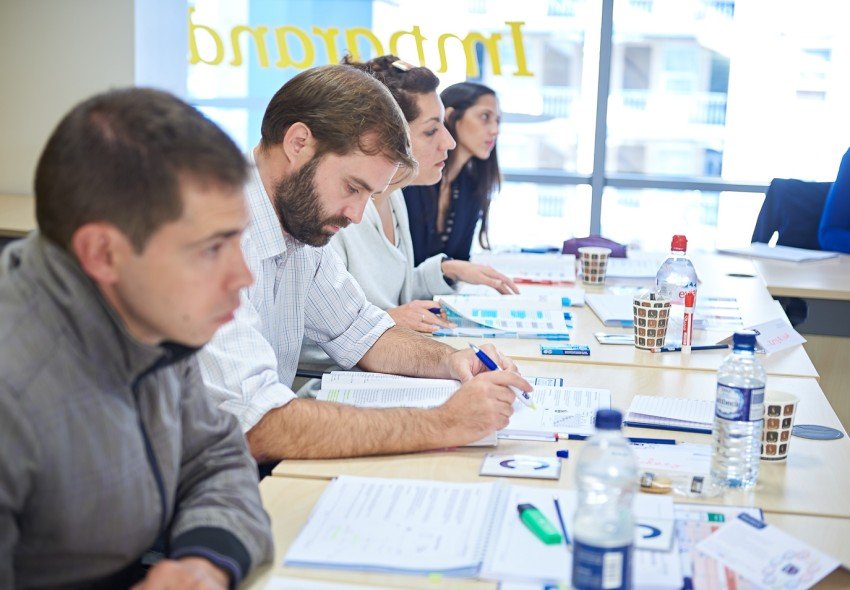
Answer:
681, 290, 695, 353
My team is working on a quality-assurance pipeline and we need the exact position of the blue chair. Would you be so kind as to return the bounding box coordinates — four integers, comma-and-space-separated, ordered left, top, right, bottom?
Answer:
750, 178, 832, 327
751, 178, 833, 250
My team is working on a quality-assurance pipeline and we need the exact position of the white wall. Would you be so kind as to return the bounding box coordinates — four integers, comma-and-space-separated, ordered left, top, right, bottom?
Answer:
0, 0, 135, 194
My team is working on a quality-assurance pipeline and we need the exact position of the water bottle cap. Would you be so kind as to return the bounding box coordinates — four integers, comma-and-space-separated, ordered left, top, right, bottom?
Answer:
595, 409, 623, 430
732, 330, 757, 351
671, 235, 688, 252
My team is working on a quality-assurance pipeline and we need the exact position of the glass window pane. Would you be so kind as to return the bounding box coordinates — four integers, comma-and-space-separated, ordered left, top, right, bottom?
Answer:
601, 187, 763, 252
483, 182, 591, 252
608, 0, 850, 182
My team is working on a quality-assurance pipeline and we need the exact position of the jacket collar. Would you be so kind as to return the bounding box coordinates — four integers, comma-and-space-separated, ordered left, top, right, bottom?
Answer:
5, 233, 198, 383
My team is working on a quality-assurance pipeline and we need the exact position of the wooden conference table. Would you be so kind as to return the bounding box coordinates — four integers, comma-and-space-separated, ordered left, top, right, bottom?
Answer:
274, 361, 849, 520
433, 253, 818, 379
242, 477, 850, 590
253, 254, 848, 588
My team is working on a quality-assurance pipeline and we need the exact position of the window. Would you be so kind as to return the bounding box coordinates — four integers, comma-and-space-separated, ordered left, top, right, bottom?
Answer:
136, 0, 850, 253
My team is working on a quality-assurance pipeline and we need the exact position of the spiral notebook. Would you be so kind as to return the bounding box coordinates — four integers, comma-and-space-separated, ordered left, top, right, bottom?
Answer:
624, 395, 714, 434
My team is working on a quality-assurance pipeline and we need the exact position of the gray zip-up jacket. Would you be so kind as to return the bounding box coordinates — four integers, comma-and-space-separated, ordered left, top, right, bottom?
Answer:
0, 234, 273, 588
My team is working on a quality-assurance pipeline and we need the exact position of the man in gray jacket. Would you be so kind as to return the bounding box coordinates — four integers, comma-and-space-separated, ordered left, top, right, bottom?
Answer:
0, 89, 273, 588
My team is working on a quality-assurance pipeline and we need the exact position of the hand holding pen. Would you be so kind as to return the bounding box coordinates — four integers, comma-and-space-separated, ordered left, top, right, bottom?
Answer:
469, 343, 536, 409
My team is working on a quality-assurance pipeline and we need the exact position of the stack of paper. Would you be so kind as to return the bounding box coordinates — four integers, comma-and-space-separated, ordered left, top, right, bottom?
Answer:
317, 372, 608, 439
586, 294, 635, 327
625, 395, 714, 434
718, 243, 839, 262
472, 252, 577, 284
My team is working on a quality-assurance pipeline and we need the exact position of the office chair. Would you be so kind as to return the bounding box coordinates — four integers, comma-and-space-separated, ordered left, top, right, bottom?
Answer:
751, 178, 833, 326
751, 178, 833, 250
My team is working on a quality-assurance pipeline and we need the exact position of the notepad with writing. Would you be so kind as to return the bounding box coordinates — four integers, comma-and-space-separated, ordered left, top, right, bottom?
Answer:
318, 372, 608, 438
284, 475, 677, 585
625, 395, 714, 434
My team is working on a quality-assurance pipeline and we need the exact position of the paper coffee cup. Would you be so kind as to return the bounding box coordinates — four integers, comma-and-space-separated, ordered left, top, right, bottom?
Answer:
761, 391, 799, 461
578, 247, 611, 285
633, 292, 671, 350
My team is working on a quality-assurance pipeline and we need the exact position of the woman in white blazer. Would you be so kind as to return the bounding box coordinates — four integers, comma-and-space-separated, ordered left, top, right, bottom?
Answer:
332, 55, 519, 333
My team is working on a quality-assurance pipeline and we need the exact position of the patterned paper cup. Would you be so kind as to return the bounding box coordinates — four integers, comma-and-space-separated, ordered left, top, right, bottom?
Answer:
578, 247, 612, 285
761, 391, 799, 461
633, 292, 671, 350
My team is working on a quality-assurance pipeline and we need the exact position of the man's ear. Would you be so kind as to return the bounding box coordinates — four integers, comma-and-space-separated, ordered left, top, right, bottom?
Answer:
281, 122, 315, 165
70, 223, 133, 286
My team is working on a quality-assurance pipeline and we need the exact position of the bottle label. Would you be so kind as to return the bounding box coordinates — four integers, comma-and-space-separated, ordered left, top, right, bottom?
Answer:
715, 384, 765, 421
572, 540, 632, 590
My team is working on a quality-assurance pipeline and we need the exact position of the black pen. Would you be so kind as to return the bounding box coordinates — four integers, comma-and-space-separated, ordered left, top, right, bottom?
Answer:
652, 344, 729, 353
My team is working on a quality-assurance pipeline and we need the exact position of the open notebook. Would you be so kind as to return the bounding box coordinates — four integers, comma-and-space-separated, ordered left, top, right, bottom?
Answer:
318, 371, 609, 439
434, 294, 572, 339
284, 475, 681, 587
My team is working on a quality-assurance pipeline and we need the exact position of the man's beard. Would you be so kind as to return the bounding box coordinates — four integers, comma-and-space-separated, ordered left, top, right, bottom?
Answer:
272, 156, 350, 247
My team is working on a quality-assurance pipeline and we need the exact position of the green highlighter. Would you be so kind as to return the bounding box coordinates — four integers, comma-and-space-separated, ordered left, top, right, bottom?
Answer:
517, 503, 562, 545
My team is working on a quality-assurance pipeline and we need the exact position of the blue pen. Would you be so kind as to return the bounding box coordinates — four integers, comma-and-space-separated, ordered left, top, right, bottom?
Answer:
468, 343, 536, 409
553, 497, 571, 546
566, 434, 676, 445
428, 306, 442, 315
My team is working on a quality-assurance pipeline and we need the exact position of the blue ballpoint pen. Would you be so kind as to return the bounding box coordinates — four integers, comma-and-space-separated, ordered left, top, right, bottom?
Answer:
468, 343, 536, 409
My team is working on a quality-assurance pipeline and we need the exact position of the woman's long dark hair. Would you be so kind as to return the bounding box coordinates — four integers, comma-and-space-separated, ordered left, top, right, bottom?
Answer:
440, 82, 501, 250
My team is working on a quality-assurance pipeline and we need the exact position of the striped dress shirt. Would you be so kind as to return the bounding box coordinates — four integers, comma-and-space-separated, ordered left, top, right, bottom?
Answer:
198, 158, 394, 431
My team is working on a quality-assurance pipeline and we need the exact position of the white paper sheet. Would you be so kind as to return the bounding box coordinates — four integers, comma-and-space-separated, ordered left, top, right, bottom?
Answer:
285, 476, 496, 575
472, 252, 577, 283
480, 486, 679, 588
696, 514, 839, 590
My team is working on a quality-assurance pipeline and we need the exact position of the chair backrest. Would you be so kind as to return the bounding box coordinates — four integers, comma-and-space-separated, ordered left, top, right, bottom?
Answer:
751, 178, 833, 250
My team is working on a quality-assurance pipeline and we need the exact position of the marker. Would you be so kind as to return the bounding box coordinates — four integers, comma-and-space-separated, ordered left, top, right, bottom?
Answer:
553, 497, 571, 546
517, 503, 562, 545
652, 344, 729, 353
566, 434, 676, 445
468, 343, 536, 409
681, 290, 695, 354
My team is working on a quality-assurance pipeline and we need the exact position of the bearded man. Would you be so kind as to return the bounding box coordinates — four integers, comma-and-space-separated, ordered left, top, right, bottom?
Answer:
197, 65, 529, 466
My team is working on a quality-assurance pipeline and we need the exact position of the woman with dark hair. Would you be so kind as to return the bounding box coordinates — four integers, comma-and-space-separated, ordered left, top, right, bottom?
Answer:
329, 57, 518, 334
403, 81, 502, 265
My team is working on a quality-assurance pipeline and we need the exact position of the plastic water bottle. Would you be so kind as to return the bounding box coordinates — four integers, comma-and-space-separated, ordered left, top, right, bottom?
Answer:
572, 409, 638, 590
710, 330, 766, 490
655, 234, 698, 322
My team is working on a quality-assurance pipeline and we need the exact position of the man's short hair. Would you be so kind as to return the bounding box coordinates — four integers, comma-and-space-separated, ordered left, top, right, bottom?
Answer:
259, 64, 417, 179
35, 88, 248, 252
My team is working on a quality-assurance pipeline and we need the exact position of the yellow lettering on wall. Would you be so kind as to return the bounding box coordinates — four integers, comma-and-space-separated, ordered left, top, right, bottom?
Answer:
344, 27, 384, 61
229, 25, 270, 67
506, 21, 533, 77
188, 7, 224, 66
312, 27, 341, 64
389, 26, 427, 66
436, 31, 502, 77
274, 26, 316, 69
